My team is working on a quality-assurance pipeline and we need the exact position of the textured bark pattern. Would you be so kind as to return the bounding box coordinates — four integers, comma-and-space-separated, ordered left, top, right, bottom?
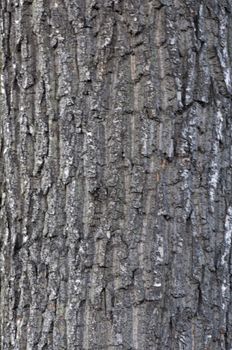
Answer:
1, 0, 232, 349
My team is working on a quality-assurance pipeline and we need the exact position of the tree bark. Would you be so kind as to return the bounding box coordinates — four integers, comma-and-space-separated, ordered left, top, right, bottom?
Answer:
1, 0, 232, 349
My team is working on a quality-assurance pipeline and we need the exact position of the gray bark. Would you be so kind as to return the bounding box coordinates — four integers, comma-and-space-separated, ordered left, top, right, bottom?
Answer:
1, 0, 232, 349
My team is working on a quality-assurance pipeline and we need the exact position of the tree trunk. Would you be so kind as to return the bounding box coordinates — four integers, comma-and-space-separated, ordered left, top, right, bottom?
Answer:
1, 0, 232, 349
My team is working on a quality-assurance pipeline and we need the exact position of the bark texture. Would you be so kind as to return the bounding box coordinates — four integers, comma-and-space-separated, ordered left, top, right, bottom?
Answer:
1, 0, 232, 349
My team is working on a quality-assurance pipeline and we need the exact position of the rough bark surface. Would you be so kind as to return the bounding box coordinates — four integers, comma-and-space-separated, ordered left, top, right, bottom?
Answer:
1, 0, 232, 349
